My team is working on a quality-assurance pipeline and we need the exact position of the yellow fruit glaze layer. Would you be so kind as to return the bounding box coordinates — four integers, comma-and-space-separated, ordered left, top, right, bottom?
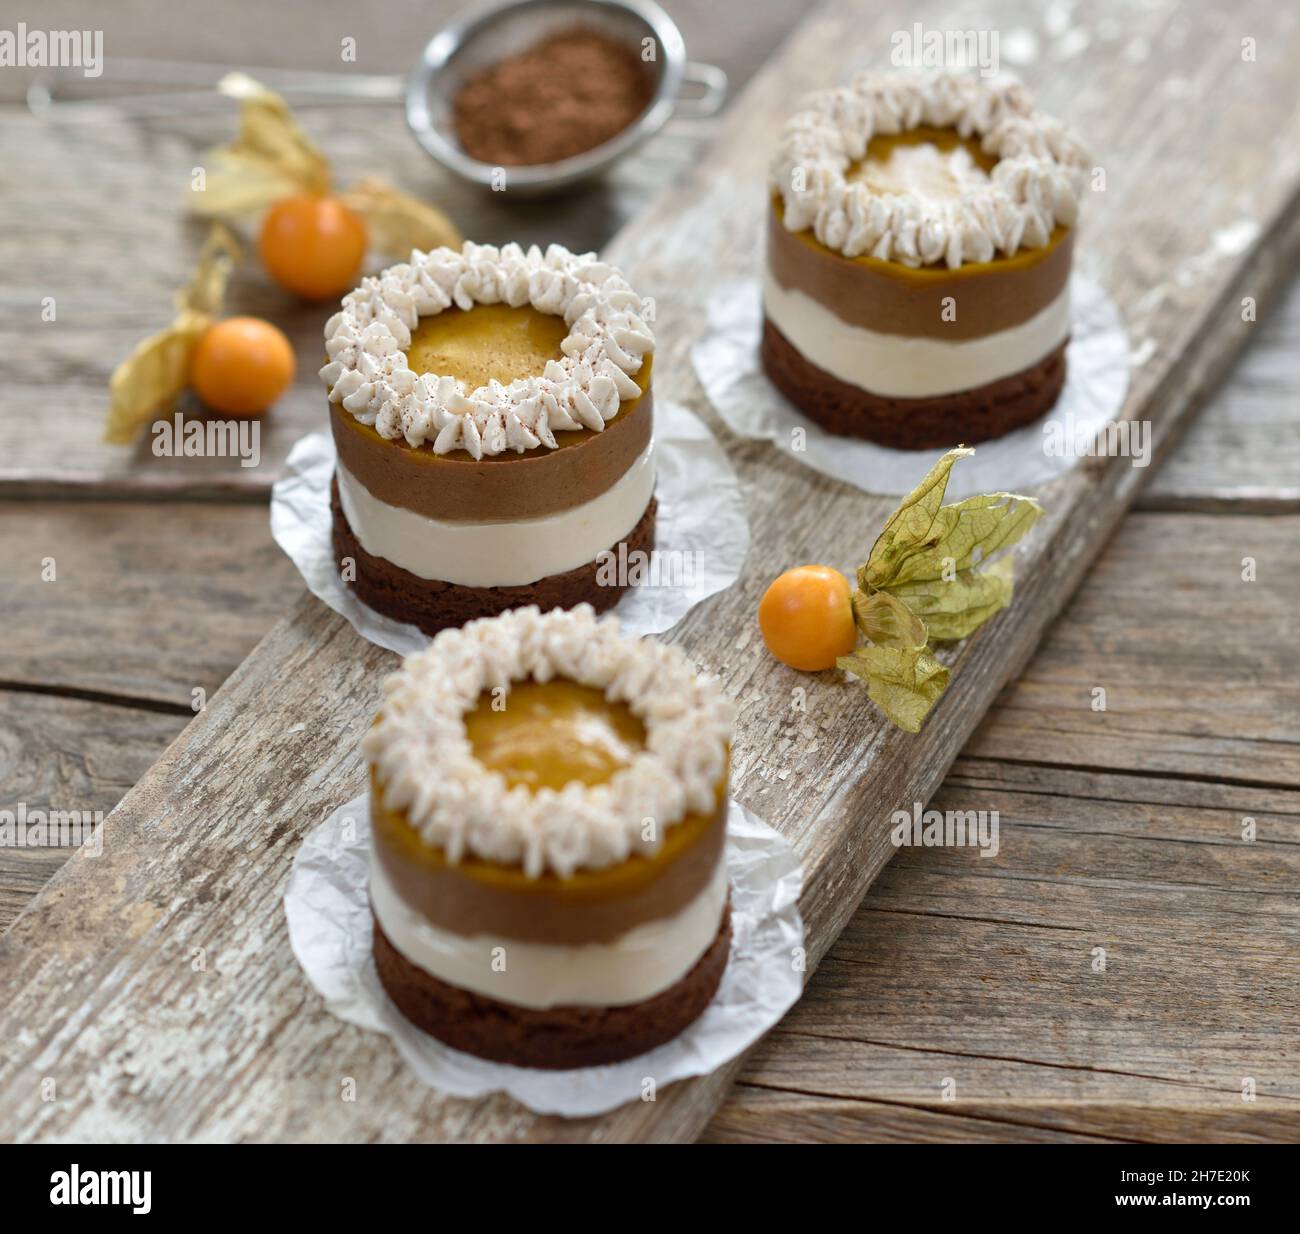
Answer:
406, 303, 569, 391
465, 680, 646, 792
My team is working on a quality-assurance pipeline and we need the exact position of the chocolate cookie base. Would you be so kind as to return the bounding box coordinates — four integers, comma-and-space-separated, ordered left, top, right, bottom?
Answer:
331, 475, 656, 636
761, 316, 1068, 450
372, 903, 732, 1069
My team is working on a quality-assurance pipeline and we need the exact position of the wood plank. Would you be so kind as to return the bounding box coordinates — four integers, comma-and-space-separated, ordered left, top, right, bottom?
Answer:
0, 691, 184, 930
0, 501, 283, 929
961, 513, 1300, 787
1139, 277, 1300, 512
705, 1089, 1126, 1143
7, 500, 1294, 1139
706, 775, 1300, 1140
709, 512, 1300, 1143
1, 0, 801, 496
7, 0, 1296, 509
0, 112, 698, 498
707, 1083, 1300, 1143
0, 501, 298, 707
3, 0, 1300, 1142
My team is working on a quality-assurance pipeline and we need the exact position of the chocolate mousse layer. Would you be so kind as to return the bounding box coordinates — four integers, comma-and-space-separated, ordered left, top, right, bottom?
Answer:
370, 765, 728, 945
330, 360, 654, 523
762, 316, 1067, 449
767, 201, 1073, 340
331, 476, 655, 635
372, 901, 731, 1068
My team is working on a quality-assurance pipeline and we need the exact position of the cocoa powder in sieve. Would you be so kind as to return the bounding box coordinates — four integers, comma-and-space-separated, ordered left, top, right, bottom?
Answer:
452, 27, 655, 167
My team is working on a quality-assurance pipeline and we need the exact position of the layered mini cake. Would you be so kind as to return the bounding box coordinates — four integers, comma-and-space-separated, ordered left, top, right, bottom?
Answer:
320, 243, 656, 633
363, 604, 734, 1069
765, 71, 1089, 448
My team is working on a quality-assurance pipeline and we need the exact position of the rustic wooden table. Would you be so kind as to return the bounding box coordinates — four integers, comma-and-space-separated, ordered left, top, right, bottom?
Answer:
2, 0, 1297, 1142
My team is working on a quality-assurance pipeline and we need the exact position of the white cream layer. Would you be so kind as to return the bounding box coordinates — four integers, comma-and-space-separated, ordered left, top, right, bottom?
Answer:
337, 440, 655, 588
763, 271, 1070, 398
370, 851, 728, 1010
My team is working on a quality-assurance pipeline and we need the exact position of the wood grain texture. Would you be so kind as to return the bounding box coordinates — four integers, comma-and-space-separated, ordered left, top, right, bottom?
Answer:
961, 513, 1300, 786
0, 501, 299, 706
707, 757, 1300, 1142
707, 1089, 1300, 1144
0, 692, 184, 929
2, 0, 1300, 1142
4, 0, 1297, 509
0, 0, 751, 497
1140, 276, 1300, 512
707, 511, 1300, 1142
0, 499, 289, 927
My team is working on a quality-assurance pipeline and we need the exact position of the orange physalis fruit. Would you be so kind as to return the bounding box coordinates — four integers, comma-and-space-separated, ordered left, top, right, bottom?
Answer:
758, 565, 858, 672
258, 194, 367, 301
190, 317, 295, 416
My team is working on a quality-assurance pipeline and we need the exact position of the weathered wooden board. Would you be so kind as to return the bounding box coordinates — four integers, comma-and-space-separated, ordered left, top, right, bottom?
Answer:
0, 500, 298, 930
0, 0, 766, 496
3, 0, 1300, 1142
0, 501, 299, 707
961, 511, 1300, 786
1139, 273, 1300, 513
0, 110, 698, 498
5, 2, 1299, 508
0, 692, 183, 930
708, 513, 1300, 1142
5, 506, 1295, 1138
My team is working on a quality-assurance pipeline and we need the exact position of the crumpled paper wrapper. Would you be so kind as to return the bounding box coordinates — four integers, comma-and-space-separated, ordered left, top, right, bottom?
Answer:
284, 792, 805, 1118
270, 400, 750, 654
691, 273, 1130, 498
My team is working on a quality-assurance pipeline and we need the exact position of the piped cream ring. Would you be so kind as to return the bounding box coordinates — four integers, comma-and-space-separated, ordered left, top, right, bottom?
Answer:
771, 69, 1089, 268
364, 605, 735, 879
319, 241, 655, 457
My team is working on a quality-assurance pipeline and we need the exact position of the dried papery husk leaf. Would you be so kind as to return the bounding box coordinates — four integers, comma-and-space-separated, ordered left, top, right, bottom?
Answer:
178, 223, 242, 315
188, 73, 331, 217
851, 589, 926, 649
861, 447, 974, 592
869, 489, 1044, 590
856, 446, 1043, 641
103, 225, 242, 444
340, 176, 462, 257
888, 555, 1017, 642
838, 643, 950, 734
837, 447, 1045, 731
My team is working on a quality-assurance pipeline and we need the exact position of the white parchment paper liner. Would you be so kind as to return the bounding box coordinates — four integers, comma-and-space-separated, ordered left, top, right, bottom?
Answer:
285, 792, 805, 1118
270, 399, 750, 653
691, 273, 1130, 498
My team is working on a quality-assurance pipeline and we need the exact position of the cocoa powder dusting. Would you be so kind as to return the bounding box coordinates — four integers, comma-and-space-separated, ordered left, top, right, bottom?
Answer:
452, 27, 655, 167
